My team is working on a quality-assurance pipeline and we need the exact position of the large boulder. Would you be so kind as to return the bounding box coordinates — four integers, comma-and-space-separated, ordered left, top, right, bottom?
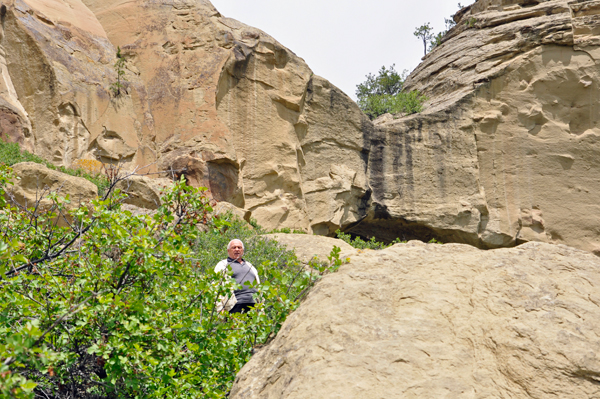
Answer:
115, 175, 172, 209
230, 241, 600, 398
213, 201, 252, 223
6, 162, 97, 209
354, 0, 600, 253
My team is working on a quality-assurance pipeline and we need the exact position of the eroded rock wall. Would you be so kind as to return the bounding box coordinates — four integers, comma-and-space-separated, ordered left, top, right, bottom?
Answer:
2, 0, 153, 167
0, 0, 370, 233
80, 0, 371, 231
358, 0, 600, 253
3, 0, 599, 253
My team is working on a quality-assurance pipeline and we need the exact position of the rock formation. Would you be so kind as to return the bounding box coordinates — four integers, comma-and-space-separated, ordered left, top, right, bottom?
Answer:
230, 239, 600, 398
1, 0, 599, 254
356, 0, 600, 254
0, 0, 370, 236
7, 161, 97, 209
264, 233, 357, 264
115, 175, 172, 210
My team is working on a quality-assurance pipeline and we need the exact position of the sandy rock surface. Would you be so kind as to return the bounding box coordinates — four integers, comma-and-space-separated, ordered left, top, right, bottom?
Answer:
0, 0, 370, 235
1, 0, 599, 255
355, 0, 600, 254
115, 175, 172, 210
264, 233, 358, 264
213, 201, 252, 223
231, 241, 600, 398
6, 162, 97, 209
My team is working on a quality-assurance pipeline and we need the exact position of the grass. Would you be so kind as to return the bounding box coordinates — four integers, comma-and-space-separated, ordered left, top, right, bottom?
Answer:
0, 139, 110, 195
269, 227, 307, 234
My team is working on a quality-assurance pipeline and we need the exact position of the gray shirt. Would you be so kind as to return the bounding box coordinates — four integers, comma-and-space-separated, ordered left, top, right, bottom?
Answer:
225, 257, 257, 304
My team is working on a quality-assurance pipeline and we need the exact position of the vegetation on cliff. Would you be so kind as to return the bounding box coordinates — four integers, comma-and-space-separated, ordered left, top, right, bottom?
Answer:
356, 5, 465, 120
355, 65, 427, 119
0, 139, 109, 195
0, 164, 342, 398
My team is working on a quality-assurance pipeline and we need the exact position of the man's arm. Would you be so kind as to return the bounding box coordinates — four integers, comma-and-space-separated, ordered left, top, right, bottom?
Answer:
247, 262, 260, 284
214, 259, 228, 274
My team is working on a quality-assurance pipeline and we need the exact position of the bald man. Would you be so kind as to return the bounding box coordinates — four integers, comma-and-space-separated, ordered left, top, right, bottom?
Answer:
214, 239, 260, 313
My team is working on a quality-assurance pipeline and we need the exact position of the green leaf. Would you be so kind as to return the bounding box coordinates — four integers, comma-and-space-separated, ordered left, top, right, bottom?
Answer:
21, 381, 38, 392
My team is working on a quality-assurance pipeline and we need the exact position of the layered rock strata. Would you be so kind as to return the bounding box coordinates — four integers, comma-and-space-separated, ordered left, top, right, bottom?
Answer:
2, 0, 599, 253
0, 0, 370, 235
357, 0, 600, 253
230, 240, 600, 398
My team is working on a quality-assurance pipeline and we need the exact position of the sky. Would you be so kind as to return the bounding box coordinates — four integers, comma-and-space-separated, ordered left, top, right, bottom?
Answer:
210, 1, 466, 101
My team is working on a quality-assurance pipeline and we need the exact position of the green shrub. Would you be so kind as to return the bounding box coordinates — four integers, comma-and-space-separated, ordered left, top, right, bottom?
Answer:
0, 166, 341, 398
356, 65, 427, 120
268, 227, 307, 234
359, 90, 427, 120
335, 229, 405, 250
0, 138, 49, 166
0, 139, 110, 195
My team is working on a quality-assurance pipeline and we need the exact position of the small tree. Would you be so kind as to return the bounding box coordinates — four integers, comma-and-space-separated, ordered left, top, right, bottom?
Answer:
110, 46, 127, 97
414, 23, 434, 56
356, 64, 404, 98
428, 17, 457, 51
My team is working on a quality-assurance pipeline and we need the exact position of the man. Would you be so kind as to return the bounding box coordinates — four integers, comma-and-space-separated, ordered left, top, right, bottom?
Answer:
214, 239, 260, 314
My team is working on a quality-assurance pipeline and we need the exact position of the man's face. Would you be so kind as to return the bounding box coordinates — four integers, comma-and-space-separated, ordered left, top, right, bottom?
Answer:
228, 241, 244, 260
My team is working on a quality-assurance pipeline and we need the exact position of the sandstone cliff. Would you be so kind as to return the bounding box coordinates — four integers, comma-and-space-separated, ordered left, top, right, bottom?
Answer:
230, 239, 600, 398
357, 0, 600, 253
1, 0, 599, 254
0, 0, 370, 236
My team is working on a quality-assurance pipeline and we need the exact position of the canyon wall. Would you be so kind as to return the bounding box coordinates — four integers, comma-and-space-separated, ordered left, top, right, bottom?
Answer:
1, 0, 599, 254
0, 0, 369, 234
354, 0, 600, 253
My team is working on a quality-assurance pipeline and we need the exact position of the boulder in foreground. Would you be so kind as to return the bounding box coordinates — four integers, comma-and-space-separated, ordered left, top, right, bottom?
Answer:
231, 241, 600, 398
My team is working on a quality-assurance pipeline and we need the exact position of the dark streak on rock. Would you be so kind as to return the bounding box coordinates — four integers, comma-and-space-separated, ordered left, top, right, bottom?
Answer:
306, 77, 314, 104
360, 117, 373, 173
232, 46, 252, 80
390, 129, 403, 199
368, 127, 386, 203
404, 133, 414, 197
358, 189, 372, 219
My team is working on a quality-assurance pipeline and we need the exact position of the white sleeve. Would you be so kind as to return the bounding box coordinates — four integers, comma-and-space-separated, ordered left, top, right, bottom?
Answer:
247, 262, 260, 284
214, 259, 228, 274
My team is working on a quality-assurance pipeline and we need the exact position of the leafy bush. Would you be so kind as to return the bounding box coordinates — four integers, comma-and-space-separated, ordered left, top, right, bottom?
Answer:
356, 65, 427, 120
0, 139, 110, 195
0, 165, 342, 398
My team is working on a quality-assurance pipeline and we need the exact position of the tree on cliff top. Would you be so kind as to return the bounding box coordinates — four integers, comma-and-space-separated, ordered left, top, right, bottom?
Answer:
413, 23, 434, 56
356, 65, 426, 120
